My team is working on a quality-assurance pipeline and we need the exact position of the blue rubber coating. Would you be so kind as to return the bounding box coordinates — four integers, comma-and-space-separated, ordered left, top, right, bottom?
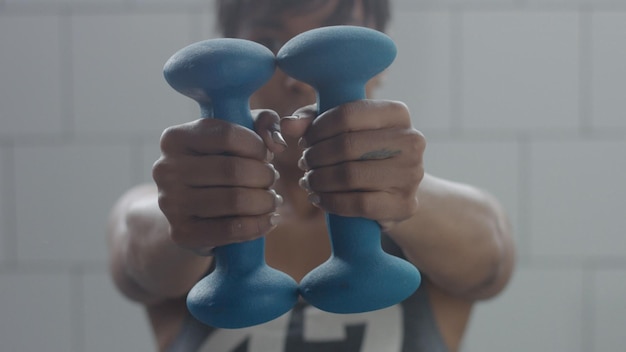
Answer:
276, 25, 397, 112
164, 38, 298, 328
187, 239, 299, 328
277, 26, 421, 314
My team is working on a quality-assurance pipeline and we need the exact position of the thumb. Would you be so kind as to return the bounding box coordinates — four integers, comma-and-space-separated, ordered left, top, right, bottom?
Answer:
280, 104, 317, 140
252, 109, 288, 154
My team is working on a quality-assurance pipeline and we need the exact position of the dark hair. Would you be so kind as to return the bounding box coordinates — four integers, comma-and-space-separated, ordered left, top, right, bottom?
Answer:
216, 0, 391, 38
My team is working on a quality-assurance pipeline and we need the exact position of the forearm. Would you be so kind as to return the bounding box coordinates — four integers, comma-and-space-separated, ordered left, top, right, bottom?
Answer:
107, 184, 211, 304
387, 174, 515, 300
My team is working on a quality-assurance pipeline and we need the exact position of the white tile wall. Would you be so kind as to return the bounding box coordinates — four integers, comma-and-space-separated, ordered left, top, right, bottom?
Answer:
83, 272, 155, 352
462, 266, 585, 352
593, 269, 626, 352
424, 139, 521, 246
529, 140, 626, 257
0, 272, 74, 351
0, 147, 6, 264
14, 143, 134, 263
462, 12, 580, 132
591, 12, 626, 130
0, 15, 65, 137
6, 0, 126, 4
1, 1, 625, 351
378, 11, 452, 132
71, 13, 197, 138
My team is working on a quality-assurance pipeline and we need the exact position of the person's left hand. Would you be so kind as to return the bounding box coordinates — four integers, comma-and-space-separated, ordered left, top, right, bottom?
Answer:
280, 100, 426, 232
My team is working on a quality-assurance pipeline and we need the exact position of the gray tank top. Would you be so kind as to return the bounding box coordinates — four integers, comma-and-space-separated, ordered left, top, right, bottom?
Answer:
167, 236, 448, 352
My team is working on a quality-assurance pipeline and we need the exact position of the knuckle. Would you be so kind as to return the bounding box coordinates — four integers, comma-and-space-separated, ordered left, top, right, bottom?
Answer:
404, 129, 426, 153
389, 100, 410, 117
253, 109, 279, 126
339, 164, 358, 186
222, 124, 240, 148
358, 194, 378, 218
156, 192, 180, 220
399, 189, 419, 215
226, 219, 244, 238
405, 164, 423, 184
339, 133, 355, 154
159, 126, 180, 152
350, 193, 376, 219
225, 218, 263, 240
228, 188, 247, 211
168, 221, 195, 247
159, 122, 199, 152
332, 104, 354, 129
221, 158, 239, 180
151, 157, 171, 185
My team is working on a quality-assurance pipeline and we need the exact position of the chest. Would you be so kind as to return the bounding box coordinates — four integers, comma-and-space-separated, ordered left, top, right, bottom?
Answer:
265, 216, 331, 283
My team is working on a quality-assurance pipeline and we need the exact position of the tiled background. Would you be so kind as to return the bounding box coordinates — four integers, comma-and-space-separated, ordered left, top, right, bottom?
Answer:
1, 0, 625, 351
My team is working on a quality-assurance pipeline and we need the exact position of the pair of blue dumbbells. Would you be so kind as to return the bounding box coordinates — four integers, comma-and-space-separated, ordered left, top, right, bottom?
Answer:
163, 25, 421, 329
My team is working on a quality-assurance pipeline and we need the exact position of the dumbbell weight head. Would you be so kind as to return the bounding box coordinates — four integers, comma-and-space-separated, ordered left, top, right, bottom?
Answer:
164, 38, 298, 328
277, 26, 421, 314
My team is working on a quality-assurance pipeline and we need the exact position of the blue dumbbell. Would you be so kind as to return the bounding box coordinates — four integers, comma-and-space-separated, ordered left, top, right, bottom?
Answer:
163, 39, 298, 328
277, 26, 422, 314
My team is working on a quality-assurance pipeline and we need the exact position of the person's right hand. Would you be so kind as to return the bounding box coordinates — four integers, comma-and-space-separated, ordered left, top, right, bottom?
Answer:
152, 110, 287, 255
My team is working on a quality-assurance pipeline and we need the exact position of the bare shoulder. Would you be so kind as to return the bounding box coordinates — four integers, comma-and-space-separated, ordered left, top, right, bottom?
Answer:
424, 280, 473, 352
146, 296, 189, 352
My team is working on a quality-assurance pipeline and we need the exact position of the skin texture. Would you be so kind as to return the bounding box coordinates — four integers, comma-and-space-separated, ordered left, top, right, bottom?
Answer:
108, 1, 515, 351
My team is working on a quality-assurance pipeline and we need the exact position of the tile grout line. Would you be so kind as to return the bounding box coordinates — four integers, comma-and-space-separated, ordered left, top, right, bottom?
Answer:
517, 133, 532, 265
131, 139, 146, 185
581, 261, 595, 352
70, 264, 86, 352
60, 5, 76, 142
449, 9, 464, 136
2, 141, 18, 269
579, 6, 593, 137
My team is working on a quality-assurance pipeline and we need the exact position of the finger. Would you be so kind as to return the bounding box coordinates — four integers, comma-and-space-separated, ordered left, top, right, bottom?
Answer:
184, 188, 282, 218
302, 159, 416, 193
169, 213, 281, 249
302, 100, 411, 147
311, 191, 417, 222
160, 118, 269, 161
301, 128, 422, 170
280, 104, 317, 139
253, 109, 288, 154
292, 104, 318, 119
153, 155, 279, 189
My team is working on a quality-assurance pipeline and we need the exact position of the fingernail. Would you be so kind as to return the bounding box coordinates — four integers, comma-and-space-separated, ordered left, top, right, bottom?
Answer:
308, 193, 320, 206
276, 193, 284, 206
298, 138, 308, 148
299, 174, 311, 191
271, 130, 288, 147
266, 150, 274, 162
273, 191, 284, 206
269, 164, 280, 181
270, 213, 281, 226
298, 157, 308, 171
282, 114, 300, 120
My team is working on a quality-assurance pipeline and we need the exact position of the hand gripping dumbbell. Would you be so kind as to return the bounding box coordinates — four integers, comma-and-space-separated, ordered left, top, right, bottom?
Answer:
277, 26, 422, 314
163, 39, 298, 329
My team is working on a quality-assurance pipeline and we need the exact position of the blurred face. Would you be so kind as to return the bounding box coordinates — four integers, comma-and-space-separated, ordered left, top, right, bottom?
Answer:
235, 0, 382, 117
